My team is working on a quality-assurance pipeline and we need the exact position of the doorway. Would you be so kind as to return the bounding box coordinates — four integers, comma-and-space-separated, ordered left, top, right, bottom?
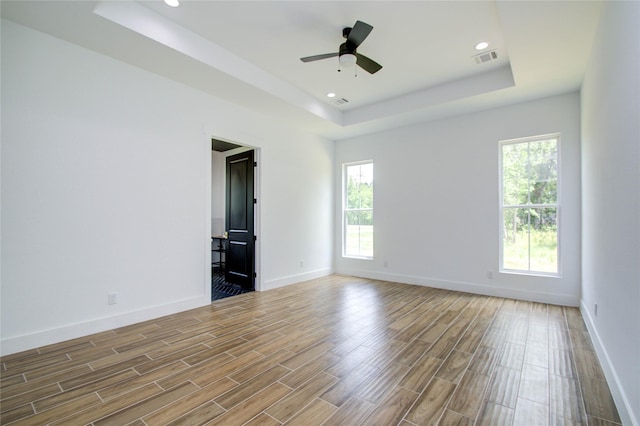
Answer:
211, 139, 258, 301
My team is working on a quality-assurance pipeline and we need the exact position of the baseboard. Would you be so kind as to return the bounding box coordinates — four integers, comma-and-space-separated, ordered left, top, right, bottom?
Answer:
580, 300, 637, 426
0, 295, 210, 356
2, 268, 335, 356
337, 268, 580, 306
262, 267, 333, 291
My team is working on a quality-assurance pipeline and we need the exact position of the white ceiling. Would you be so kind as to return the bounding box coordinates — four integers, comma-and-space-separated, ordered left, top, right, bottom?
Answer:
1, 1, 602, 140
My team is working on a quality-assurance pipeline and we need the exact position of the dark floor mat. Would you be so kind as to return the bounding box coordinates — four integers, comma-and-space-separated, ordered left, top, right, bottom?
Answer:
212, 274, 252, 300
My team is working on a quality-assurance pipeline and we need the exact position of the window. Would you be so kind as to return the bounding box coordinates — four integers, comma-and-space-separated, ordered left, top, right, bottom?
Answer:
343, 161, 373, 258
500, 135, 559, 275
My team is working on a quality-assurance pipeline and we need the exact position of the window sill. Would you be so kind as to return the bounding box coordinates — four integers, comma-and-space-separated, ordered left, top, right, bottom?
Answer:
499, 269, 562, 278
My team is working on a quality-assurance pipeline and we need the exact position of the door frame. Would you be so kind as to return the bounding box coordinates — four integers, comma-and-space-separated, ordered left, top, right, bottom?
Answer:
207, 136, 261, 294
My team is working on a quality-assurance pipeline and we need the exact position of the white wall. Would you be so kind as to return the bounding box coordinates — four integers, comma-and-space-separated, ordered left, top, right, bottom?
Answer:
580, 2, 640, 424
0, 20, 333, 355
335, 92, 582, 306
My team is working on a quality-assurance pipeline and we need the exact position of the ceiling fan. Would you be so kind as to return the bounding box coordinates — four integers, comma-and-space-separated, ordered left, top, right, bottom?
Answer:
300, 20, 383, 74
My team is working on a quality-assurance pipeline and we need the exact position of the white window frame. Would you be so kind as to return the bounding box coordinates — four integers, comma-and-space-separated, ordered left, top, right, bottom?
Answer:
342, 160, 374, 259
499, 134, 561, 277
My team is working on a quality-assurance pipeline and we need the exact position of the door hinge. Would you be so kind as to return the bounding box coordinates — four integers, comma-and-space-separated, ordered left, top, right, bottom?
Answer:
253, 198, 257, 204
253, 235, 257, 241
253, 272, 257, 278
253, 161, 257, 167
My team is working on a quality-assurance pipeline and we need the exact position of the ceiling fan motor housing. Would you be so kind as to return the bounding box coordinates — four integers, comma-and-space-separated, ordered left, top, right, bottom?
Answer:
339, 42, 357, 57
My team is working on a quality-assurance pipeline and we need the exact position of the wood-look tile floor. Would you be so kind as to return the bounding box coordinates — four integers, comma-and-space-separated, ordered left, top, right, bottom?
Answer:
0, 275, 621, 425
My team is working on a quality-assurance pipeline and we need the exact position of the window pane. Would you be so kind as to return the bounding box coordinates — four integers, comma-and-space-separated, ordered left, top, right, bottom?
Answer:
503, 207, 529, 270
502, 143, 529, 205
529, 208, 558, 273
346, 166, 361, 209
529, 139, 558, 204
346, 163, 373, 209
345, 210, 373, 257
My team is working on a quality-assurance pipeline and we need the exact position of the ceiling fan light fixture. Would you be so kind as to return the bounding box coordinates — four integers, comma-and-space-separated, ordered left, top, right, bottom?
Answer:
327, 92, 336, 98
475, 41, 489, 50
339, 53, 357, 67
164, 0, 180, 7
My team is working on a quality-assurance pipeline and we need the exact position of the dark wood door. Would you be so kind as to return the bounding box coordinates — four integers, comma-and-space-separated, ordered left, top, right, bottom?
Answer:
225, 150, 255, 290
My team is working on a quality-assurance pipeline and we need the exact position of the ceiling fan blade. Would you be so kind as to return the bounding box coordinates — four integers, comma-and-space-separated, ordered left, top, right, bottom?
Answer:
300, 52, 338, 62
347, 20, 373, 47
356, 53, 383, 74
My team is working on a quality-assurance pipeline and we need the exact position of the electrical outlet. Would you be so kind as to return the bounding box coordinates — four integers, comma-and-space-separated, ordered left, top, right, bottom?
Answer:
595, 303, 598, 317
384, 260, 388, 268
487, 271, 493, 279
108, 293, 118, 305
299, 260, 304, 268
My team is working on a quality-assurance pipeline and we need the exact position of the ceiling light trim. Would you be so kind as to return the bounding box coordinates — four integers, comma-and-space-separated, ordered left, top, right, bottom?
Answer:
164, 0, 180, 8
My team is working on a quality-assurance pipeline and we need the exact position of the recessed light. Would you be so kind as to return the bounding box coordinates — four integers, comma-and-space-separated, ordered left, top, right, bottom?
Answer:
164, 0, 180, 7
327, 92, 336, 98
475, 41, 489, 50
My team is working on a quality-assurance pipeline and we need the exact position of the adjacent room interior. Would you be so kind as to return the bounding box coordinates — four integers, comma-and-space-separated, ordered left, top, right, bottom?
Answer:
1, 1, 638, 424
